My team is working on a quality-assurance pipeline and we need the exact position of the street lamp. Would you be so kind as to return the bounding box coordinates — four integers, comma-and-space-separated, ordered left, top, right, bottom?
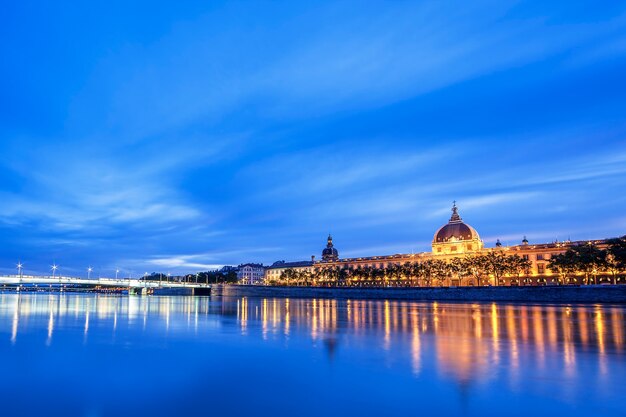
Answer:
115, 269, 120, 280
17, 262, 23, 279
87, 266, 93, 280
51, 264, 59, 292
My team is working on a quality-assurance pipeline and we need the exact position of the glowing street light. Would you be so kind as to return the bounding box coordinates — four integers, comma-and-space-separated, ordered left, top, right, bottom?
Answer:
51, 264, 58, 279
115, 269, 120, 280
87, 266, 93, 280
17, 262, 23, 279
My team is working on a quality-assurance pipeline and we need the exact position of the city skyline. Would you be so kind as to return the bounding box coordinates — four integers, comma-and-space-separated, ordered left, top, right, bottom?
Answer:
2, 1, 626, 275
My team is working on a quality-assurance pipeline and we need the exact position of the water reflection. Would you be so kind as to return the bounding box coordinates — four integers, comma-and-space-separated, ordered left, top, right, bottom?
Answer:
0, 293, 624, 416
2, 294, 623, 374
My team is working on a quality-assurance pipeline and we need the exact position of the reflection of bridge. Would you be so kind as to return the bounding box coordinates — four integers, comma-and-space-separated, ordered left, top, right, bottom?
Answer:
0, 275, 211, 295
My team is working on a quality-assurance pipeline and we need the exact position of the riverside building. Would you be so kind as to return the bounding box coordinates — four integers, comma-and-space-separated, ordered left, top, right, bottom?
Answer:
265, 260, 314, 283
302, 203, 618, 287
237, 263, 267, 285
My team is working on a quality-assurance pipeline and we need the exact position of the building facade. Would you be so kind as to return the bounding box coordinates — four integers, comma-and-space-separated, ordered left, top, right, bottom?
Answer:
309, 203, 619, 287
237, 263, 267, 285
265, 260, 314, 284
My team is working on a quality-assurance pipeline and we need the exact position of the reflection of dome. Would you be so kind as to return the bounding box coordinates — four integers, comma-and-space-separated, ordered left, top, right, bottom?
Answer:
322, 234, 339, 261
433, 203, 480, 243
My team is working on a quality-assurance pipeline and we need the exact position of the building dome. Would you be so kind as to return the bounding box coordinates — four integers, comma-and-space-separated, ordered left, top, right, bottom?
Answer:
431, 203, 483, 255
433, 203, 480, 243
322, 234, 339, 261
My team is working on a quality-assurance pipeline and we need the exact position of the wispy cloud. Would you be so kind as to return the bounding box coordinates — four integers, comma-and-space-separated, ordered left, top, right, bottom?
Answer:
1, 1, 626, 272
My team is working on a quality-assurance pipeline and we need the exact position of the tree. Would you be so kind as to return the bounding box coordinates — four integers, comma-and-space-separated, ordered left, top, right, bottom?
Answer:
605, 236, 626, 284
483, 252, 511, 286
385, 264, 403, 286
548, 253, 577, 284
507, 254, 532, 285
430, 259, 449, 287
408, 262, 422, 287
338, 267, 351, 287
449, 257, 471, 285
419, 260, 435, 287
571, 243, 606, 285
280, 268, 296, 285
466, 255, 488, 286
372, 267, 385, 287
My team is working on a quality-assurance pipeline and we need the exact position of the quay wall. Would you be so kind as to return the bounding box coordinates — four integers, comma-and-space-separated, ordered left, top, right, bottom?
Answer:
211, 284, 626, 304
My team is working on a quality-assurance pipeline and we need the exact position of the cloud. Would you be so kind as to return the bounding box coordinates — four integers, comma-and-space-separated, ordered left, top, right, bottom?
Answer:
140, 246, 283, 272
64, 2, 626, 137
427, 192, 543, 218
2, 1, 626, 273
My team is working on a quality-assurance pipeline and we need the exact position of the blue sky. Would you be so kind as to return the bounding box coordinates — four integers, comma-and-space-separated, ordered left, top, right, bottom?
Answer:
2, 1, 626, 276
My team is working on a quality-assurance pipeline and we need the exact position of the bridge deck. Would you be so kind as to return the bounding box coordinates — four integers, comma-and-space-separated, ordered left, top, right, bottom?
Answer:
0, 275, 211, 289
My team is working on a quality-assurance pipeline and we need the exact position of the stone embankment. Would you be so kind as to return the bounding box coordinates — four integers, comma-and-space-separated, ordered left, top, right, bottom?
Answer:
211, 284, 626, 303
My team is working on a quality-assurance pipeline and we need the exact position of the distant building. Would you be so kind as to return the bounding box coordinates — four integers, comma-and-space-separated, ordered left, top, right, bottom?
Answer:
265, 260, 314, 283
237, 263, 267, 285
321, 234, 339, 261
311, 202, 621, 286
219, 265, 239, 274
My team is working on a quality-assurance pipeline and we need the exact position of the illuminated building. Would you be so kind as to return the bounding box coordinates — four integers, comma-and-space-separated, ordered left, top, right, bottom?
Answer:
265, 260, 314, 283
322, 234, 339, 261
237, 263, 267, 285
307, 202, 621, 287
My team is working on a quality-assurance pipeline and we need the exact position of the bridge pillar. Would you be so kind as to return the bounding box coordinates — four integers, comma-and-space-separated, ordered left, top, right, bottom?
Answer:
129, 287, 148, 296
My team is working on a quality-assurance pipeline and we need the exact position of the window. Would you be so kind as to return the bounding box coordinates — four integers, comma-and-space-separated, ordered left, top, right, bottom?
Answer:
522, 255, 529, 260
467, 244, 473, 251
437, 247, 442, 253
451, 246, 457, 252
537, 264, 545, 274
536, 254, 544, 261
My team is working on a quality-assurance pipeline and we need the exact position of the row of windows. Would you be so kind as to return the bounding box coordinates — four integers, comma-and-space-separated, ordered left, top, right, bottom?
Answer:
268, 263, 555, 275
436, 244, 474, 253
522, 253, 555, 261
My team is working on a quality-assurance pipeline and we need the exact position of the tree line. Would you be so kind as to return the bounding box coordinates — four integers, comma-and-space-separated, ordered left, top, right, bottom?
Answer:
548, 237, 626, 284
142, 270, 238, 284
269, 236, 626, 287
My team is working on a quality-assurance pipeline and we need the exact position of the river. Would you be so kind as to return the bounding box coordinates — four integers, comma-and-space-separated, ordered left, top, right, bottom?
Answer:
0, 293, 623, 416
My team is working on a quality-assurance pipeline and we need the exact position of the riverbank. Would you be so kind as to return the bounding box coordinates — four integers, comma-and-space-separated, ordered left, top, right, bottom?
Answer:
212, 284, 626, 303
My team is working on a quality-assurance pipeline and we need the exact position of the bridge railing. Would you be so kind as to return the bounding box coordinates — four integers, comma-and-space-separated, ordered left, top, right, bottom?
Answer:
0, 275, 211, 288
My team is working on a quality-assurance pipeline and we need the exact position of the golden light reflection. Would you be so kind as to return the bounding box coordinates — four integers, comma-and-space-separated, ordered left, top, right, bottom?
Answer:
562, 308, 576, 377
505, 305, 519, 374
384, 300, 391, 350
284, 298, 290, 336
1, 293, 623, 389
491, 303, 500, 365
611, 308, 624, 349
595, 306, 607, 376
532, 306, 545, 370
410, 308, 421, 376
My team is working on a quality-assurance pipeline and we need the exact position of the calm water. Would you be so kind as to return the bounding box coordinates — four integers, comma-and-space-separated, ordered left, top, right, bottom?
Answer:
0, 293, 624, 417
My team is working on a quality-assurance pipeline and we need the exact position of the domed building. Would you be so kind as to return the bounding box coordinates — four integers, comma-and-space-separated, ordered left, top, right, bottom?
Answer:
432, 203, 483, 255
322, 234, 339, 261
296, 200, 617, 287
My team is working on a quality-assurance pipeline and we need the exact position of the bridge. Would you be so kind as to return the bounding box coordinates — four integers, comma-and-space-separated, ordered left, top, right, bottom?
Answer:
0, 275, 211, 295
